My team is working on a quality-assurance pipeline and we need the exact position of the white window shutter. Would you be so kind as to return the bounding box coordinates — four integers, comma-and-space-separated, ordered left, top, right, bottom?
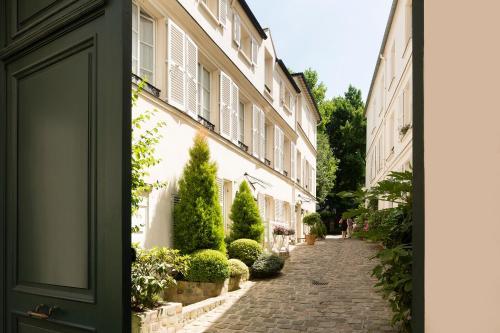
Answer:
233, 13, 241, 46
219, 71, 232, 139
274, 126, 279, 171
398, 94, 404, 131
251, 38, 258, 65
252, 105, 259, 158
259, 108, 265, 161
291, 142, 296, 180
230, 82, 239, 143
279, 80, 284, 105
168, 20, 186, 110
280, 131, 284, 171
218, 0, 227, 27
185, 35, 198, 118
274, 199, 279, 222
312, 168, 316, 196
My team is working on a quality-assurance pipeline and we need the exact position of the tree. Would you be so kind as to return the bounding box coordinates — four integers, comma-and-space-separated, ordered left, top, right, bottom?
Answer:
229, 181, 264, 242
316, 132, 338, 203
131, 82, 166, 232
173, 133, 225, 254
302, 69, 366, 217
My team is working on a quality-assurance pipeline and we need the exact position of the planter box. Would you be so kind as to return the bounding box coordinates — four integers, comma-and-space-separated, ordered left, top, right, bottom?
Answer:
228, 275, 248, 291
132, 302, 182, 333
306, 234, 316, 245
164, 280, 228, 305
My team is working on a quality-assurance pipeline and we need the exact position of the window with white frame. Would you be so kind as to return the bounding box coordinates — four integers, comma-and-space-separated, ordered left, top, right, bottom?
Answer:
200, 0, 227, 26
403, 81, 412, 126
389, 41, 396, 85
197, 63, 211, 120
274, 126, 284, 172
387, 112, 395, 154
132, 3, 155, 82
379, 72, 385, 114
236, 21, 258, 66
252, 105, 265, 160
132, 195, 149, 233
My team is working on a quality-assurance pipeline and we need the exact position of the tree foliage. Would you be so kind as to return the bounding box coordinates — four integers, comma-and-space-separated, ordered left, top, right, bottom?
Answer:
316, 132, 338, 203
229, 181, 264, 242
302, 68, 366, 216
131, 83, 166, 232
173, 134, 225, 254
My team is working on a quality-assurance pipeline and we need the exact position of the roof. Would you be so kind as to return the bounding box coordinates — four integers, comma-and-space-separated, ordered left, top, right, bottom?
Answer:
276, 59, 301, 94
364, 0, 398, 115
291, 72, 322, 123
238, 0, 268, 40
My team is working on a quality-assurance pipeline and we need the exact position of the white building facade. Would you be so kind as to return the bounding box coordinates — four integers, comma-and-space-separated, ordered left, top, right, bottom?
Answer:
131, 0, 320, 248
365, 0, 412, 208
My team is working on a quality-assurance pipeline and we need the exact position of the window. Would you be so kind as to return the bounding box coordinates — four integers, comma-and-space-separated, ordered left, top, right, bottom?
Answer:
238, 101, 245, 143
403, 81, 412, 126
132, 195, 149, 233
132, 3, 155, 82
238, 25, 258, 66
387, 113, 395, 154
197, 64, 211, 120
379, 73, 385, 114
233, 12, 241, 46
200, 0, 227, 26
388, 41, 396, 85
264, 51, 273, 94
291, 142, 296, 180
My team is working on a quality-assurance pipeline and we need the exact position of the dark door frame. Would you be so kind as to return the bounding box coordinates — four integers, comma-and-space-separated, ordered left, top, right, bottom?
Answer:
412, 0, 425, 332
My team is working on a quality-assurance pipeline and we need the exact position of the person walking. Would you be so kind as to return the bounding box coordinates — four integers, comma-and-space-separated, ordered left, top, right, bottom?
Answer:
347, 218, 354, 238
339, 218, 348, 239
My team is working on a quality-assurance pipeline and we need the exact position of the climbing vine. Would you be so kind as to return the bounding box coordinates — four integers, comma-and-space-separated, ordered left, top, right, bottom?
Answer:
131, 82, 166, 233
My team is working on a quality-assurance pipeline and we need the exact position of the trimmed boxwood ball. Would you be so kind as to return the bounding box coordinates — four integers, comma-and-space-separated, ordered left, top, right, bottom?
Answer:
228, 239, 263, 266
185, 249, 229, 283
228, 258, 249, 280
250, 253, 285, 278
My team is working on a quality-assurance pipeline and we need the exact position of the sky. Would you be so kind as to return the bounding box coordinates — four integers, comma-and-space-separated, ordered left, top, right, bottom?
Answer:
246, 0, 393, 101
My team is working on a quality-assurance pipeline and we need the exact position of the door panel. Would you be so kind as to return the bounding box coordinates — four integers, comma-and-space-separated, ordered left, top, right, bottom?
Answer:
1, 0, 131, 332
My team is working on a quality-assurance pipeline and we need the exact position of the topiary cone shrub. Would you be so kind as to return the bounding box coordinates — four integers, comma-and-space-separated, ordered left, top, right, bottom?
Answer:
229, 181, 264, 243
228, 239, 263, 266
173, 133, 225, 254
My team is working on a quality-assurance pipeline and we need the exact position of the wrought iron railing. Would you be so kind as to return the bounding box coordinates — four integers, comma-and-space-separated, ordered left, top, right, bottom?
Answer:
297, 178, 300, 183
264, 158, 271, 166
131, 73, 161, 98
238, 140, 248, 152
197, 115, 215, 132
283, 170, 288, 177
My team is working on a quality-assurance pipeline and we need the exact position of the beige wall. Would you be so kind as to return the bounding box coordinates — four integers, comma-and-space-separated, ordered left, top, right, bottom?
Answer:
425, 1, 500, 331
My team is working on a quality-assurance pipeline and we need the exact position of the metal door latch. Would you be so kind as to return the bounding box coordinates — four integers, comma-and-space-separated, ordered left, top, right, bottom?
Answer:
27, 304, 59, 320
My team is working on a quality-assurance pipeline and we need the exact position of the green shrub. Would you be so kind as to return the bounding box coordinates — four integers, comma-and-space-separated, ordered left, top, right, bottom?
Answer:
228, 259, 249, 280
303, 212, 321, 228
250, 253, 285, 278
131, 247, 190, 311
311, 221, 327, 238
185, 249, 229, 283
228, 239, 263, 266
229, 181, 264, 242
173, 134, 225, 254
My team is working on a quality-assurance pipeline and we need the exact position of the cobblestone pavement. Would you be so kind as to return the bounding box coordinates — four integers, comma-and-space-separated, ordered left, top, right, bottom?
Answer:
181, 236, 396, 333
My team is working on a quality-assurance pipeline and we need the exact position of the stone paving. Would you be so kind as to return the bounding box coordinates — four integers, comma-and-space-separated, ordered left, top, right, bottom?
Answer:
181, 236, 396, 333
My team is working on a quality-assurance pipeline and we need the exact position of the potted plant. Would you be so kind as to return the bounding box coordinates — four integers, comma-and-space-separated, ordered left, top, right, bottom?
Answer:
303, 212, 322, 245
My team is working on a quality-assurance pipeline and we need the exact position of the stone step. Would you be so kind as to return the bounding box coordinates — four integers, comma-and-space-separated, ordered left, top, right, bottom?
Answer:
181, 295, 226, 325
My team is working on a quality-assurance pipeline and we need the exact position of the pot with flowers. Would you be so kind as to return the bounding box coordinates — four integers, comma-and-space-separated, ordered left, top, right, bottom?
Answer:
302, 212, 322, 245
272, 225, 294, 254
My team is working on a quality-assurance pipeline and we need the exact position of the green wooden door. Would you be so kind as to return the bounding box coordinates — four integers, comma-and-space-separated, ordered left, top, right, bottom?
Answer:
0, 0, 131, 332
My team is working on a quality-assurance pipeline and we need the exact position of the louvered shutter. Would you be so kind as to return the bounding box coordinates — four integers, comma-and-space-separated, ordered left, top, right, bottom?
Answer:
397, 94, 404, 132
312, 168, 316, 196
280, 131, 284, 171
291, 142, 296, 180
274, 126, 279, 171
279, 80, 284, 105
218, 0, 227, 27
251, 38, 258, 64
230, 82, 239, 142
259, 108, 265, 161
168, 20, 186, 110
185, 36, 198, 118
219, 71, 231, 139
233, 13, 240, 46
252, 105, 259, 158
291, 95, 296, 114
274, 199, 279, 222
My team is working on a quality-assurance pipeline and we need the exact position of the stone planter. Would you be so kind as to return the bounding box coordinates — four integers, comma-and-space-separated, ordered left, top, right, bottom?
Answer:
164, 279, 228, 305
132, 302, 182, 333
306, 234, 316, 245
228, 275, 248, 291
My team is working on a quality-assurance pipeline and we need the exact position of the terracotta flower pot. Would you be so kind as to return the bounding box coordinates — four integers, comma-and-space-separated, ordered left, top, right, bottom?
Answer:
306, 234, 316, 245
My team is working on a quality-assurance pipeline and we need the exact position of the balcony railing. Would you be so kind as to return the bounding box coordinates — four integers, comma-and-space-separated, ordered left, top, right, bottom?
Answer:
297, 178, 300, 183
238, 140, 248, 152
198, 115, 215, 132
132, 73, 161, 98
264, 158, 271, 166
